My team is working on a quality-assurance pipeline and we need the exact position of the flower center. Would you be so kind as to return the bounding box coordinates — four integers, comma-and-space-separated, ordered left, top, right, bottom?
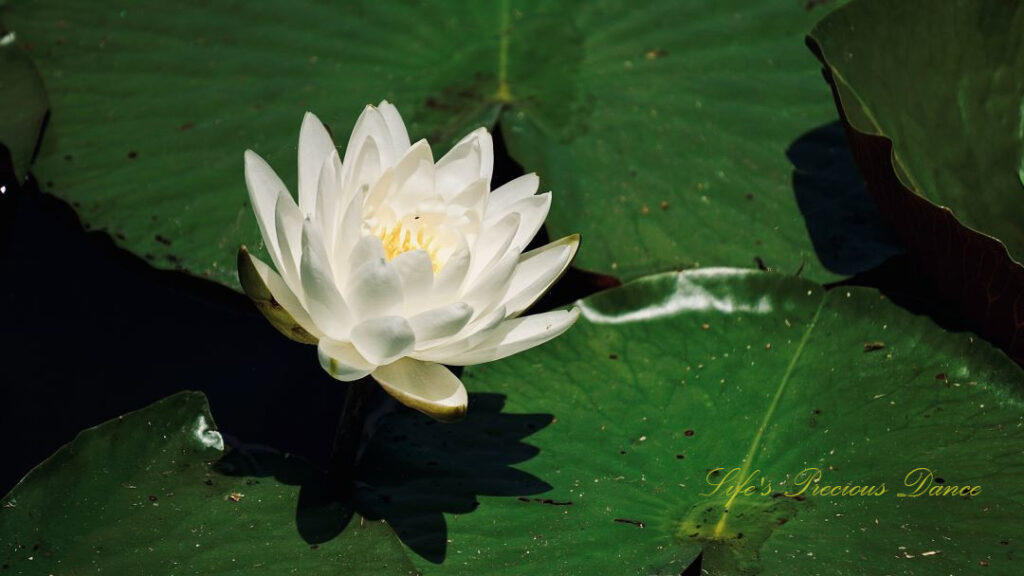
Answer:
374, 221, 442, 273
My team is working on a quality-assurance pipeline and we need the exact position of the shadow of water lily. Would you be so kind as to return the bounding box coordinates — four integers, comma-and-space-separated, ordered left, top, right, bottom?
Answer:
215, 392, 553, 564
788, 121, 903, 276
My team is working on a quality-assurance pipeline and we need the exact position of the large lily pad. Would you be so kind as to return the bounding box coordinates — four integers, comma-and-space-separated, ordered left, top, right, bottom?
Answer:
807, 0, 1024, 363
0, 391, 417, 575
363, 269, 1023, 574
2, 0, 894, 288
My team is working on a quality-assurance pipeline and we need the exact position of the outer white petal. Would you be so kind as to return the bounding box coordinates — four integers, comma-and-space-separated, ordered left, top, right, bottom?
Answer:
351, 316, 416, 365
300, 221, 353, 340
244, 150, 289, 275
408, 302, 473, 346
345, 258, 404, 320
501, 234, 580, 317
238, 247, 321, 343
435, 128, 493, 198
391, 250, 435, 313
377, 100, 412, 157
318, 339, 375, 381
484, 173, 539, 220
298, 112, 336, 216
440, 308, 581, 366
371, 358, 468, 422
274, 192, 304, 293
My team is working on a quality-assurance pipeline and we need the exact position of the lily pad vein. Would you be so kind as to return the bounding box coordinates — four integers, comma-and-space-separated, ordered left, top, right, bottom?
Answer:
712, 294, 826, 537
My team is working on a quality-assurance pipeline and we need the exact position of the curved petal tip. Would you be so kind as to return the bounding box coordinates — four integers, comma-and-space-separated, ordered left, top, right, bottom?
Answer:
371, 358, 468, 423
237, 246, 319, 345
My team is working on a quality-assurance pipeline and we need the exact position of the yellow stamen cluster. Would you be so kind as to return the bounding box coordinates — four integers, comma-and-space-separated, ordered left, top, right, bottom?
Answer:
376, 221, 442, 273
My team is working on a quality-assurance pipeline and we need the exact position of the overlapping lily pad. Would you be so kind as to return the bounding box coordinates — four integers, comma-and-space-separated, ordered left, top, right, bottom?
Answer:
808, 0, 1024, 363
366, 269, 1023, 574
0, 392, 416, 575
1, 0, 894, 288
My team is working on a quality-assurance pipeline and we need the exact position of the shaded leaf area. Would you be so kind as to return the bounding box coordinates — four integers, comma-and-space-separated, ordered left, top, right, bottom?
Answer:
0, 30, 47, 180
0, 169, 350, 496
808, 0, 1024, 363
788, 122, 901, 276
3, 0, 883, 289
391, 269, 1023, 575
216, 393, 554, 566
0, 392, 418, 575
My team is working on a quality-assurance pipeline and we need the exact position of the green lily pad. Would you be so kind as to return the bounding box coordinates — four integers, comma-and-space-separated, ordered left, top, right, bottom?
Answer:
0, 29, 47, 180
807, 0, 1024, 363
0, 391, 417, 575
2, 0, 895, 288
363, 269, 1023, 574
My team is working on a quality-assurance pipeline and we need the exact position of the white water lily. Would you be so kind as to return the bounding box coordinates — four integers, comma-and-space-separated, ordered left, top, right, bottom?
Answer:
239, 101, 580, 422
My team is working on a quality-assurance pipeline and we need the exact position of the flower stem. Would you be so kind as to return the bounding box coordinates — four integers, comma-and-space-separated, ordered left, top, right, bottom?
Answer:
327, 378, 374, 496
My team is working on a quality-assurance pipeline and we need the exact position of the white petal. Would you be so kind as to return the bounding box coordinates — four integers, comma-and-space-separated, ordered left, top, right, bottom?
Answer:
435, 128, 493, 199
460, 248, 520, 317
371, 358, 467, 422
343, 135, 383, 205
316, 150, 343, 254
298, 112, 336, 216
390, 139, 435, 209
502, 193, 552, 251
448, 178, 489, 223
363, 166, 395, 218
351, 316, 416, 365
441, 308, 581, 366
391, 249, 435, 313
408, 302, 473, 346
274, 191, 304, 293
334, 187, 366, 274
244, 150, 289, 274
342, 106, 395, 184
433, 236, 471, 299
318, 339, 375, 381
348, 235, 386, 277
377, 100, 412, 157
484, 173, 539, 220
412, 304, 506, 361
300, 221, 353, 340
238, 247, 321, 343
502, 234, 579, 317
345, 258, 404, 320
467, 212, 520, 284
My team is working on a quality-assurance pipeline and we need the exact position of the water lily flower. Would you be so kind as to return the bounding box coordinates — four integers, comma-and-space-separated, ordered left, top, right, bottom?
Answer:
239, 101, 580, 422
